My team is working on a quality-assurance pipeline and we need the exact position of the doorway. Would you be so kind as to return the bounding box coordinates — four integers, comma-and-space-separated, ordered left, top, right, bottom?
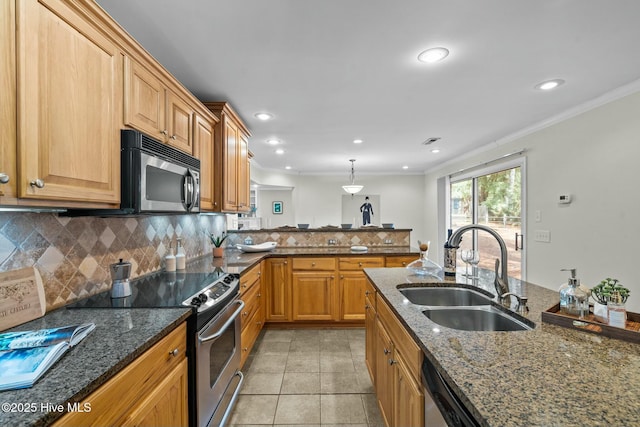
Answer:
449, 158, 525, 280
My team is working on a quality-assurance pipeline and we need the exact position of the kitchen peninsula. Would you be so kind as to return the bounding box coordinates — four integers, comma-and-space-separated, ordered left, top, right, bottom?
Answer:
365, 267, 640, 426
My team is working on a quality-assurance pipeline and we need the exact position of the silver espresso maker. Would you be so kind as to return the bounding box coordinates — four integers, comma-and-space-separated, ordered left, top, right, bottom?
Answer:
110, 258, 132, 298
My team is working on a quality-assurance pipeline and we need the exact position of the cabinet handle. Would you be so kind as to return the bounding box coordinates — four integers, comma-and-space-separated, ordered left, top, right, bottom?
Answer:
365, 290, 371, 295
359, 262, 363, 267
311, 262, 316, 267
383, 348, 390, 355
257, 293, 261, 297
242, 311, 248, 317
161, 129, 168, 135
388, 359, 397, 366
284, 261, 288, 265
30, 179, 45, 189
0, 173, 9, 184
170, 135, 177, 140
169, 348, 179, 357
402, 262, 407, 266
340, 275, 344, 279
243, 347, 248, 352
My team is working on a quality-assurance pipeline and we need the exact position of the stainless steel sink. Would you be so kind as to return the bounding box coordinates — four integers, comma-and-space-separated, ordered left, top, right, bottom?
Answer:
422, 306, 533, 331
399, 287, 493, 306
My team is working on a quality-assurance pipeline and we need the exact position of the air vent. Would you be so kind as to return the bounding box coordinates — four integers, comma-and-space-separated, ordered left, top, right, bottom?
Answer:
422, 137, 441, 146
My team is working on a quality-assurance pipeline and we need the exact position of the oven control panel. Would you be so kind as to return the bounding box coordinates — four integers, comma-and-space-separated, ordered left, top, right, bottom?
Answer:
182, 273, 239, 313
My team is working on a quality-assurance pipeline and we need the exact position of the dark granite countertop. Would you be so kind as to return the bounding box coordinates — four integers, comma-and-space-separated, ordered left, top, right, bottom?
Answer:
232, 227, 412, 232
0, 307, 191, 427
364, 268, 640, 427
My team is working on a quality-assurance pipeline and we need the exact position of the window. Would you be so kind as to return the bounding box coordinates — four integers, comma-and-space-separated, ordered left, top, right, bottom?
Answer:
447, 156, 526, 280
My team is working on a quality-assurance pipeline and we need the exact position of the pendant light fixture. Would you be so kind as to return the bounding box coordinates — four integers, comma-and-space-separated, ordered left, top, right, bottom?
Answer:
342, 159, 364, 194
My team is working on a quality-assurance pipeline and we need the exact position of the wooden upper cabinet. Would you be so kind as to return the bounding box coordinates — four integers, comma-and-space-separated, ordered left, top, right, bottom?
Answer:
124, 57, 165, 139
17, 0, 121, 204
0, 0, 16, 204
124, 56, 194, 155
203, 102, 251, 212
194, 112, 216, 211
166, 91, 193, 153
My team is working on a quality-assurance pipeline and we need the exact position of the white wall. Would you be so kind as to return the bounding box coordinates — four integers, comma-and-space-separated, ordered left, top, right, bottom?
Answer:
423, 90, 640, 313
251, 170, 427, 247
257, 189, 295, 228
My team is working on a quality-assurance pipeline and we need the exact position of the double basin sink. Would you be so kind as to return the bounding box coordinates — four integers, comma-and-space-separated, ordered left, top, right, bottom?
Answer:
398, 286, 533, 332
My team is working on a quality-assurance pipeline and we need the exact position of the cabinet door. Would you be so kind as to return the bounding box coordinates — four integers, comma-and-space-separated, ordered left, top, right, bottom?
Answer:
364, 294, 376, 385
18, 0, 121, 203
393, 350, 424, 427
236, 131, 250, 211
222, 118, 239, 210
375, 317, 394, 427
124, 358, 189, 427
265, 258, 291, 322
0, 0, 16, 203
194, 113, 215, 210
124, 56, 165, 139
166, 91, 193, 154
340, 271, 367, 320
292, 272, 335, 321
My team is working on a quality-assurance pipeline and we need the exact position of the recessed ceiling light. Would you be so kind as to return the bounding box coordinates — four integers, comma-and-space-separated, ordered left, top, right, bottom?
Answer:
535, 79, 565, 91
431, 149, 441, 154
285, 166, 292, 170
275, 148, 284, 155
402, 165, 409, 170
353, 139, 363, 144
266, 138, 280, 145
417, 47, 450, 63
254, 112, 273, 121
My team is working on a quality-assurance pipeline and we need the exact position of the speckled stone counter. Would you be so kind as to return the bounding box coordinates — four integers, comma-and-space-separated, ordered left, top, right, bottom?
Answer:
364, 268, 640, 427
0, 307, 191, 427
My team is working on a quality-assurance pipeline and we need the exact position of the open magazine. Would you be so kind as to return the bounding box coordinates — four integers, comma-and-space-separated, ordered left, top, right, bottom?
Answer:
0, 323, 95, 391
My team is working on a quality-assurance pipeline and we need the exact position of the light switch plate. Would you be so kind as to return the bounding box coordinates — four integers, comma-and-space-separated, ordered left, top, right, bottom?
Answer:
534, 230, 551, 242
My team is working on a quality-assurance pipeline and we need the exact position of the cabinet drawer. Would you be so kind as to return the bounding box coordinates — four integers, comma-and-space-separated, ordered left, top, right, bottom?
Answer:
292, 257, 336, 271
241, 279, 262, 331
339, 256, 385, 270
240, 305, 264, 368
240, 263, 261, 296
53, 323, 187, 426
376, 295, 422, 380
385, 255, 419, 268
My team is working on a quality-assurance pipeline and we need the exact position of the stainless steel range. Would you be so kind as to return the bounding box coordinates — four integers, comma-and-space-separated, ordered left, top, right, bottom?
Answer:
68, 268, 244, 427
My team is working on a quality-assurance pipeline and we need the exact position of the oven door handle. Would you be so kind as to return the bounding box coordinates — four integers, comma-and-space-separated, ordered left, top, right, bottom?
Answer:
198, 300, 245, 343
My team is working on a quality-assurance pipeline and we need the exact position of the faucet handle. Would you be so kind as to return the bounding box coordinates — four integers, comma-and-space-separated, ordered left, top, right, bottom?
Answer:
500, 292, 529, 312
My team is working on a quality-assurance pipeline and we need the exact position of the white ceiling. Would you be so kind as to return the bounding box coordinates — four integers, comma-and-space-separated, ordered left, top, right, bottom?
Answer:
97, 0, 640, 175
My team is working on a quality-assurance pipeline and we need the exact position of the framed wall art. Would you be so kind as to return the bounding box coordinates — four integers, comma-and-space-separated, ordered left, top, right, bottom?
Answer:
272, 201, 283, 214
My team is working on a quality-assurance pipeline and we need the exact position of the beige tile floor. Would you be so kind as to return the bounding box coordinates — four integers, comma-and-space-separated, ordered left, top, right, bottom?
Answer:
229, 328, 384, 427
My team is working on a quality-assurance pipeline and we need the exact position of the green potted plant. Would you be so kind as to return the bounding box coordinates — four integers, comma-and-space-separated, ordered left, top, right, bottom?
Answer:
591, 278, 630, 323
207, 232, 228, 258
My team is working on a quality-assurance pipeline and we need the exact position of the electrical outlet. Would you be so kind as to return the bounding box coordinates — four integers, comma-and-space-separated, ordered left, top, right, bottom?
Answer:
534, 230, 551, 242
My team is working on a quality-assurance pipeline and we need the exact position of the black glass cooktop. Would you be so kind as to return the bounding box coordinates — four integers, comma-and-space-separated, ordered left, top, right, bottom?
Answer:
67, 269, 234, 310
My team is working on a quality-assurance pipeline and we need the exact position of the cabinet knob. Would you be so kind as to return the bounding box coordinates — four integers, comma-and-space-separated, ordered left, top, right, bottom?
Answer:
257, 293, 262, 297
402, 262, 407, 266
0, 173, 9, 184
340, 275, 344, 279
383, 348, 390, 355
30, 179, 45, 189
169, 348, 179, 357
161, 129, 168, 135
365, 304, 370, 310
359, 262, 363, 267
311, 262, 316, 267
243, 347, 248, 352
243, 311, 248, 317
284, 261, 288, 265
170, 135, 177, 140
388, 359, 397, 366
365, 290, 371, 296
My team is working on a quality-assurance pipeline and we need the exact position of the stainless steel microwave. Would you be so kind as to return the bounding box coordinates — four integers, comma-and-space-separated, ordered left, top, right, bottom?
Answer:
120, 129, 200, 214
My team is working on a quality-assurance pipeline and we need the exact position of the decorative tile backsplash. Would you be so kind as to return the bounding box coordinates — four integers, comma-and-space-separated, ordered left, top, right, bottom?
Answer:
0, 212, 226, 311
227, 229, 411, 247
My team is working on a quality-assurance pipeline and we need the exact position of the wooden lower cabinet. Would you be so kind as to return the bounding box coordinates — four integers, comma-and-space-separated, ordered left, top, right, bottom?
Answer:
385, 255, 419, 268
264, 257, 291, 322
291, 271, 335, 321
340, 272, 368, 320
52, 323, 188, 427
240, 263, 264, 368
371, 293, 424, 427
364, 281, 377, 383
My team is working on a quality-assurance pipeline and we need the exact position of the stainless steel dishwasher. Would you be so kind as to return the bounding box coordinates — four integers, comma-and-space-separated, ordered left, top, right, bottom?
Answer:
422, 357, 480, 427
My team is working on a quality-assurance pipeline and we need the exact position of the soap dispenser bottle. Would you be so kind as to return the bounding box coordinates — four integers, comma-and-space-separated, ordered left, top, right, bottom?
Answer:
559, 268, 589, 318
165, 242, 176, 272
175, 238, 186, 270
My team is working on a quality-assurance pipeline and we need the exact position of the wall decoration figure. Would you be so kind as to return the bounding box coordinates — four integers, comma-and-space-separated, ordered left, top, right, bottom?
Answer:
360, 196, 374, 225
